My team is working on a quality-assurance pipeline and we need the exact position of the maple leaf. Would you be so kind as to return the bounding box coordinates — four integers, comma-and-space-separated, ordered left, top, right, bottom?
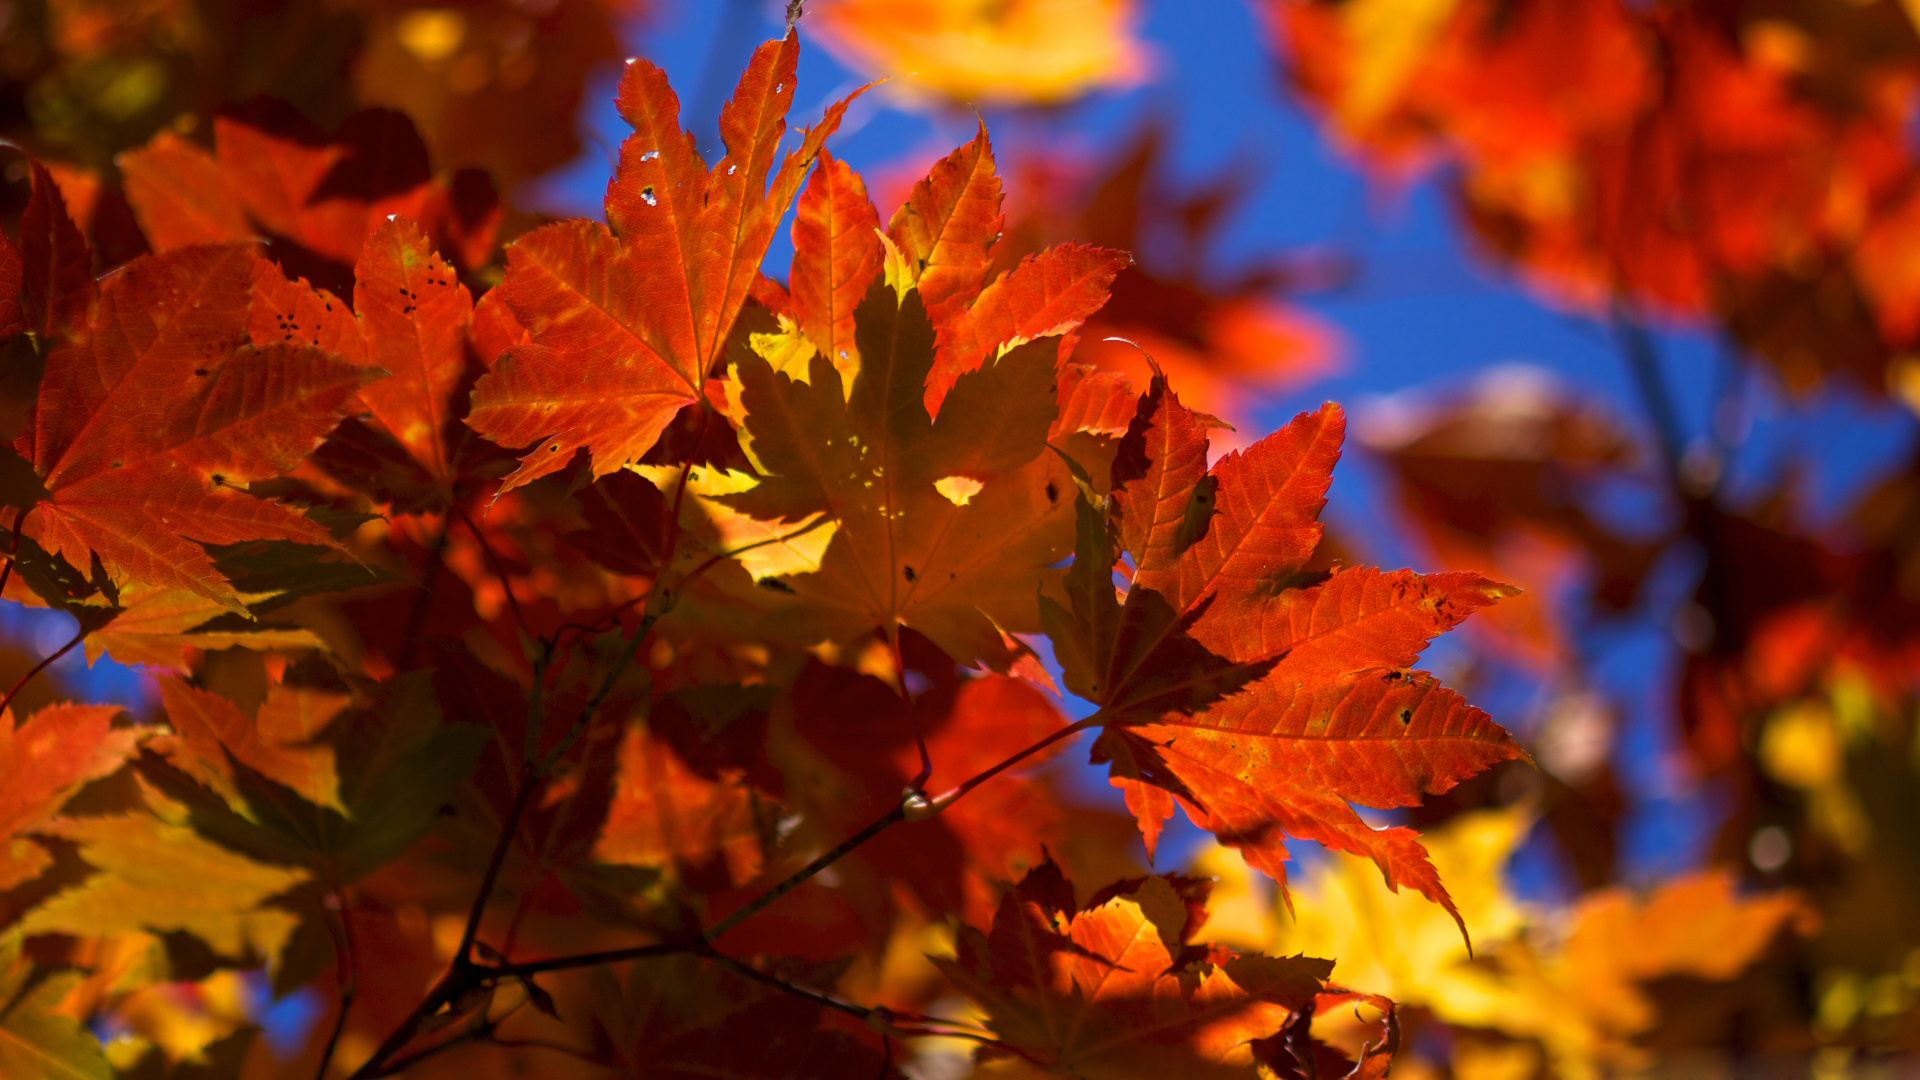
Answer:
119, 106, 499, 294
147, 671, 487, 885
15, 244, 371, 610
20, 811, 307, 963
0, 932, 109, 1080
725, 284, 1080, 666
73, 581, 323, 673
0, 704, 138, 892
466, 31, 867, 493
790, 150, 885, 385
6, 161, 95, 344
882, 127, 1133, 416
247, 216, 480, 510
1043, 375, 1525, 935
935, 858, 1332, 1078
156, 677, 347, 815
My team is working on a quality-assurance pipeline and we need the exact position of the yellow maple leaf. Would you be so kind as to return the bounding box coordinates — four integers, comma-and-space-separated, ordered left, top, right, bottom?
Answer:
20, 814, 306, 964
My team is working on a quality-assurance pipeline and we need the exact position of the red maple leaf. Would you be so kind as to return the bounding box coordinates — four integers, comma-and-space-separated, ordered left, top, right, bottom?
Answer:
16, 243, 370, 608
465, 31, 869, 494
1045, 375, 1526, 938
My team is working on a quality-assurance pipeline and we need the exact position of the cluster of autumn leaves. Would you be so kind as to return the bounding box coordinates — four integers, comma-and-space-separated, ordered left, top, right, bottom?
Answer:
0, 19, 1531, 1080
2, 0, 1915, 1077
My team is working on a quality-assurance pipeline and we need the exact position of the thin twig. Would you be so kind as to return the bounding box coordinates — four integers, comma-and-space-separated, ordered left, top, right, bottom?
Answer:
456, 508, 532, 648
708, 802, 909, 942
925, 716, 1098, 812
699, 947, 871, 1021
395, 521, 451, 671
0, 621, 85, 717
485, 939, 697, 980
1610, 306, 1688, 482
313, 894, 359, 1080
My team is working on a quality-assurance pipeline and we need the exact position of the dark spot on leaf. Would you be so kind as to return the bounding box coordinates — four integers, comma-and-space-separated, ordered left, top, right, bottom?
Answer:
193, 368, 208, 376
1399, 709, 1413, 724
1045, 479, 1059, 504
1173, 475, 1219, 553
903, 565, 917, 582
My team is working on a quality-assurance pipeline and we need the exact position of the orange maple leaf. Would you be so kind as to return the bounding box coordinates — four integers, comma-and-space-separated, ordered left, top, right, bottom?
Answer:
0, 703, 138, 891
16, 243, 371, 609
248, 216, 485, 510
1044, 375, 1526, 939
936, 858, 1332, 1078
465, 31, 868, 494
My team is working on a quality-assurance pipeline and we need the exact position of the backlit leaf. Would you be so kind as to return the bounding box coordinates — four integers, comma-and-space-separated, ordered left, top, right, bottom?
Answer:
935, 859, 1332, 1078
1047, 376, 1525, 936
0, 704, 137, 891
467, 31, 867, 493
16, 245, 370, 610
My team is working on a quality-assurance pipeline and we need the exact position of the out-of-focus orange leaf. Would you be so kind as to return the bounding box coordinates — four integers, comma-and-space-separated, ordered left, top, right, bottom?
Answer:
1267, 0, 1920, 401
594, 719, 769, 889
1355, 366, 1657, 672
810, 0, 1150, 106
120, 107, 500, 295
350, 0, 626, 189
0, 931, 111, 1079
935, 858, 1332, 1078
0, 704, 136, 892
156, 677, 347, 814
19, 811, 307, 963
78, 581, 322, 672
